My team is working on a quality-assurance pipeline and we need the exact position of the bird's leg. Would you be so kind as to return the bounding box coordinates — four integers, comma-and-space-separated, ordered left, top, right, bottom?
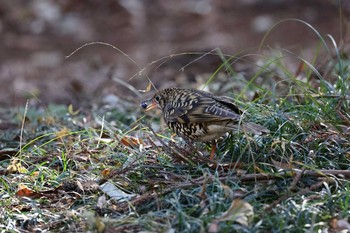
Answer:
209, 141, 217, 160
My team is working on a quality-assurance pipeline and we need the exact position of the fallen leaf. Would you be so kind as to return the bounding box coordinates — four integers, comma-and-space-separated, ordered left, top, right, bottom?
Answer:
97, 195, 107, 208
221, 183, 234, 200
32, 171, 40, 177
101, 168, 111, 178
271, 158, 293, 170
121, 136, 143, 148
16, 184, 60, 199
16, 185, 45, 199
16, 185, 36, 197
100, 182, 135, 202
7, 160, 28, 174
208, 199, 254, 232
219, 199, 254, 225
56, 127, 70, 139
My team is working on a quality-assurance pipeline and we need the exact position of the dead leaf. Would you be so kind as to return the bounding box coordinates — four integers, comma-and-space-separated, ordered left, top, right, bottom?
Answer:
16, 184, 60, 199
16, 185, 37, 197
68, 104, 80, 115
221, 183, 234, 200
16, 185, 46, 199
253, 165, 265, 174
219, 199, 254, 225
121, 136, 143, 148
32, 171, 40, 177
56, 127, 70, 139
7, 160, 28, 173
271, 158, 293, 170
100, 182, 135, 202
97, 195, 107, 208
208, 199, 254, 232
101, 168, 111, 178
271, 139, 286, 154
138, 81, 152, 93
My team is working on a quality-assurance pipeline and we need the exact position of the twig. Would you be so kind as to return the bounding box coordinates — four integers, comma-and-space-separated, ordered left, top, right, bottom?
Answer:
112, 77, 143, 98
264, 177, 334, 212
288, 167, 305, 192
108, 169, 350, 214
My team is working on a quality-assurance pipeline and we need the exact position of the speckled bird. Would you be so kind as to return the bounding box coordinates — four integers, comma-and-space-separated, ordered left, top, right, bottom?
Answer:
141, 87, 268, 159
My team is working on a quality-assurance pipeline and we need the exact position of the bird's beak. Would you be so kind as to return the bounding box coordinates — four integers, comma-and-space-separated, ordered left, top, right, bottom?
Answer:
145, 102, 156, 111
140, 98, 157, 111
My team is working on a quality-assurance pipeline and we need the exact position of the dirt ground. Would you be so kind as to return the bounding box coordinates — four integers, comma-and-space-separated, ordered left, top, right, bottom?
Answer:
0, 0, 348, 107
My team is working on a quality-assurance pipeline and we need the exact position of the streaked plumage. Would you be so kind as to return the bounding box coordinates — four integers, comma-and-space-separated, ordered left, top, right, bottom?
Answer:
141, 88, 268, 158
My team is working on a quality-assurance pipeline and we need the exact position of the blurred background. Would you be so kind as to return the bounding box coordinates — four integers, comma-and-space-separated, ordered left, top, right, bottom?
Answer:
0, 0, 348, 107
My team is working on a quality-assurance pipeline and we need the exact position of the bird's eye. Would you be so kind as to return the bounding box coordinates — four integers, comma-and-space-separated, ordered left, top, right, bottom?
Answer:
155, 95, 161, 102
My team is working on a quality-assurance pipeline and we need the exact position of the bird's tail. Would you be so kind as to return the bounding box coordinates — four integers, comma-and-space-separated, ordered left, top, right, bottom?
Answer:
242, 122, 269, 135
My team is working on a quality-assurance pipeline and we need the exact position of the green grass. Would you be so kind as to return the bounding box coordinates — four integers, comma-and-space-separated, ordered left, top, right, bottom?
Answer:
1, 29, 350, 232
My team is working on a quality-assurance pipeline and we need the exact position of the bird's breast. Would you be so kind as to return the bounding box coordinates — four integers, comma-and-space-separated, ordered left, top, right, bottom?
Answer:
167, 122, 233, 142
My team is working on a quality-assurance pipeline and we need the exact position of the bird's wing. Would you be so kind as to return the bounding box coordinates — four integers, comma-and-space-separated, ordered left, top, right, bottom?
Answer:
165, 92, 242, 124
211, 95, 242, 115
163, 95, 197, 123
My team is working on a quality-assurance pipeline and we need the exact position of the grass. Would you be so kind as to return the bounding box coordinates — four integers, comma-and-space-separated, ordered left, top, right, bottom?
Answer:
1, 28, 350, 232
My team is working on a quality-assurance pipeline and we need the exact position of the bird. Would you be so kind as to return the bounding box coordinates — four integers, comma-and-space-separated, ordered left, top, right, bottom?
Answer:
141, 87, 269, 160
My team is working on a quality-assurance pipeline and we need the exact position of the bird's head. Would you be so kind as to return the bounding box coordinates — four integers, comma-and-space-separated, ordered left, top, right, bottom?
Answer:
140, 90, 169, 111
